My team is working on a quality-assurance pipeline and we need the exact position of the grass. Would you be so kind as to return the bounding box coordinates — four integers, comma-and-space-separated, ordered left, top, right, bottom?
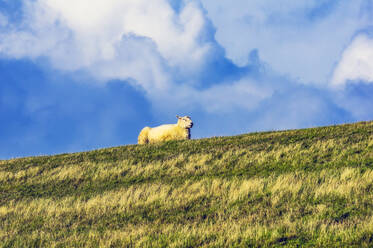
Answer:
0, 121, 373, 247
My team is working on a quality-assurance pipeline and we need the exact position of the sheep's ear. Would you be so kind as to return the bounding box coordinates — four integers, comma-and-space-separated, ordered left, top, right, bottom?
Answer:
176, 115, 180, 119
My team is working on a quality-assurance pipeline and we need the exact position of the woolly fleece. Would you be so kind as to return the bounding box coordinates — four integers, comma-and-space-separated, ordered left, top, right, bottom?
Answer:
138, 116, 193, 144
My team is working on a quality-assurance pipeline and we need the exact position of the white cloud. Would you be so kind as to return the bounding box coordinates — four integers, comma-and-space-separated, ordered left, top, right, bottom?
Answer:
196, 78, 273, 113
331, 34, 373, 87
0, 0, 212, 92
0, 0, 277, 116
1, 0, 370, 125
200, 0, 367, 84
153, 76, 274, 114
40, 0, 210, 67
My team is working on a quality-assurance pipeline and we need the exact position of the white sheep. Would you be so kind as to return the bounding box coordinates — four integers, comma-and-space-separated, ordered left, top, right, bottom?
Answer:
138, 115, 194, 144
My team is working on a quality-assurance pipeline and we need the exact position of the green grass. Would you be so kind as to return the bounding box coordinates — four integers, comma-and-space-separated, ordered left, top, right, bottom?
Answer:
1, 121, 373, 247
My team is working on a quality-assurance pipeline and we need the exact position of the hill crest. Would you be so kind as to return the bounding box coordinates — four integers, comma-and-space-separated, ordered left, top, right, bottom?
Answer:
1, 121, 372, 247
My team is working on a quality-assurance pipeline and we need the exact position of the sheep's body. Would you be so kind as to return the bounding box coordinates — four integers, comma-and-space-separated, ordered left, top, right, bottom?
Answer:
138, 116, 193, 144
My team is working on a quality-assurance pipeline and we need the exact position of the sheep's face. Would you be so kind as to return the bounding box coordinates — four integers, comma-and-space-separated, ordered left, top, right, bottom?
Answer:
177, 116, 193, 129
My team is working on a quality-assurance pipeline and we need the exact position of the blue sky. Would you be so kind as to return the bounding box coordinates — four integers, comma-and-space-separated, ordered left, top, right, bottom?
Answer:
0, 0, 372, 159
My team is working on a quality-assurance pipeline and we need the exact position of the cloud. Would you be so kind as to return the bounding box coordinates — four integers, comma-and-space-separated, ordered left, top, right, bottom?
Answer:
0, 0, 276, 117
0, 0, 213, 92
331, 34, 373, 87
200, 0, 368, 84
42, 0, 210, 67
151, 76, 274, 114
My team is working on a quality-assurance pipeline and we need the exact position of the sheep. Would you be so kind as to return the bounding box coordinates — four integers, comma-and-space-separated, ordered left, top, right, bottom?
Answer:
138, 115, 194, 144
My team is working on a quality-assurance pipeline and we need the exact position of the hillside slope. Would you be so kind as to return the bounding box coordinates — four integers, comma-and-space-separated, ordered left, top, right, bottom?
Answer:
1, 121, 373, 247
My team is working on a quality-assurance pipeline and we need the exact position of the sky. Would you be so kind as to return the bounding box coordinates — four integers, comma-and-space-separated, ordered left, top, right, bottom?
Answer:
0, 0, 372, 159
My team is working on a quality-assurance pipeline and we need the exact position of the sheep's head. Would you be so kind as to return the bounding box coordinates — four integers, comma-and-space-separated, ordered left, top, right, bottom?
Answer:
176, 115, 193, 129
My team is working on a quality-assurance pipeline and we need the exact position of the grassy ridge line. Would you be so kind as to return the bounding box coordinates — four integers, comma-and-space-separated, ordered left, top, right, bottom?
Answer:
0, 121, 373, 247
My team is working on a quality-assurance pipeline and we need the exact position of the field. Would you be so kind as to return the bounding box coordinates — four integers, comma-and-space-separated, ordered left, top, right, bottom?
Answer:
1, 121, 373, 247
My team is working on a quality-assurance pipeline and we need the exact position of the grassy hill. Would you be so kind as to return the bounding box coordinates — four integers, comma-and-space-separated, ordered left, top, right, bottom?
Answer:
1, 121, 373, 247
